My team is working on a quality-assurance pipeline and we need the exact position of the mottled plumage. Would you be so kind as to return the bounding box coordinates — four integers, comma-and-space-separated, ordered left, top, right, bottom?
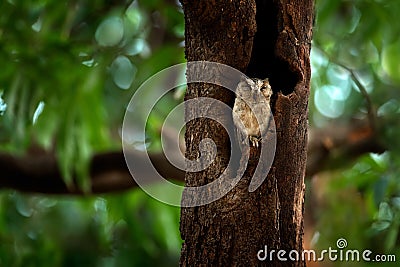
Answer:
232, 77, 273, 148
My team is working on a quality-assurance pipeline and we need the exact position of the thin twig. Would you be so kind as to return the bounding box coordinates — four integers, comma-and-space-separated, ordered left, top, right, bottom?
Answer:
313, 45, 377, 131
348, 70, 377, 131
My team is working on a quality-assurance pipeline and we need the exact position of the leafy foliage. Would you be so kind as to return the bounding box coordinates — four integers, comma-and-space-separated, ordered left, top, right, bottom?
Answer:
0, 0, 184, 266
311, 0, 400, 265
0, 0, 184, 186
0, 190, 181, 267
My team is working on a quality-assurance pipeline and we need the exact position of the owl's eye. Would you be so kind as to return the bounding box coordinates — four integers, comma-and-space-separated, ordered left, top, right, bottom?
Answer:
261, 83, 271, 90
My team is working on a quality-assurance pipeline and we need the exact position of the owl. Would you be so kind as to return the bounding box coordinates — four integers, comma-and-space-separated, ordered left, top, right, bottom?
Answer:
232, 77, 273, 149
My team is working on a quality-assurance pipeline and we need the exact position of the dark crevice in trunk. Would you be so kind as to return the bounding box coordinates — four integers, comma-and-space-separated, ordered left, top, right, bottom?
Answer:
247, 0, 297, 96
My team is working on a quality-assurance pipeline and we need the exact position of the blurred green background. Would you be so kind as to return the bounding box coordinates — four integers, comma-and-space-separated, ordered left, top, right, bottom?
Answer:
0, 0, 399, 266
310, 1, 400, 266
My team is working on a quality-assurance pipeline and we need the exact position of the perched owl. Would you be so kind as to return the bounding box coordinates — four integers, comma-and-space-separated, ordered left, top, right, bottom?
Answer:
232, 77, 273, 149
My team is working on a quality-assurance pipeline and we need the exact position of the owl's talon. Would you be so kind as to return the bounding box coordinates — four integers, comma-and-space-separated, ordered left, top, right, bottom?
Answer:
249, 136, 260, 148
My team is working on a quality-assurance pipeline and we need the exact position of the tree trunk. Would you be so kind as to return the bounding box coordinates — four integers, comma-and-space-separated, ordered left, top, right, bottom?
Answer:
180, 0, 314, 266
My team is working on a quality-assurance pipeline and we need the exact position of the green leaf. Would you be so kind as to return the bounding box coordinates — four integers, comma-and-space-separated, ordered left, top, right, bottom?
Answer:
382, 39, 400, 84
95, 16, 124, 47
377, 202, 393, 221
110, 55, 136, 90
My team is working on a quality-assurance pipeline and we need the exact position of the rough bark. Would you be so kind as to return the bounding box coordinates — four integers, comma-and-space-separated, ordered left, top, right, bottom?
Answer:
180, 1, 314, 266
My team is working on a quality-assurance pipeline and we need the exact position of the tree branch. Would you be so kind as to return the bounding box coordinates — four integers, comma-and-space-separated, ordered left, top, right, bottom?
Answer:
0, 119, 385, 194
0, 150, 185, 194
307, 119, 385, 177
